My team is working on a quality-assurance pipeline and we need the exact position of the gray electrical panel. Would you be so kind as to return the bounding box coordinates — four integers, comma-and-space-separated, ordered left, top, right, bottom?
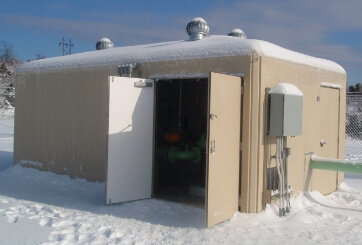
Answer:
268, 84, 303, 136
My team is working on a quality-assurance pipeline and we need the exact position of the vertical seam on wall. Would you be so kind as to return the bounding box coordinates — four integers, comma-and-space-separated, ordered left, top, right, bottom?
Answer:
337, 89, 341, 160
255, 55, 260, 212
336, 88, 341, 188
258, 55, 263, 211
104, 76, 111, 204
250, 54, 259, 213
252, 53, 261, 212
247, 55, 253, 213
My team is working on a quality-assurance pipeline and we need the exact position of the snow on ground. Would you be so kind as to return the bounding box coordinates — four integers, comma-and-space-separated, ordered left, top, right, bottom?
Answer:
1, 117, 362, 244
0, 113, 14, 171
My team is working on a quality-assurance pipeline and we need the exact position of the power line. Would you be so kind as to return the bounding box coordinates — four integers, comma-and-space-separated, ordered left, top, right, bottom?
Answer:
58, 37, 74, 56
72, 47, 91, 51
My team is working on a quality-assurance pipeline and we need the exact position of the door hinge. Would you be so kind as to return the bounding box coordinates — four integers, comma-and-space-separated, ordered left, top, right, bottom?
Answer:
211, 140, 216, 154
210, 114, 218, 120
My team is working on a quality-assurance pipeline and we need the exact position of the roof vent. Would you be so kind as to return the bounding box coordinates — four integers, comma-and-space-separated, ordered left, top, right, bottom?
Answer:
96, 38, 114, 50
186, 17, 209, 41
227, 29, 247, 39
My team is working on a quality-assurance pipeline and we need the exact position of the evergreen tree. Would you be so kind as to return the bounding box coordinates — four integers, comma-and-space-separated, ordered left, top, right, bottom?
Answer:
349, 83, 361, 92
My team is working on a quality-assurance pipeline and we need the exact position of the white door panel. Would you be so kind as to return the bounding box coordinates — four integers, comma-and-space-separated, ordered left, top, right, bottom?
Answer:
106, 76, 154, 204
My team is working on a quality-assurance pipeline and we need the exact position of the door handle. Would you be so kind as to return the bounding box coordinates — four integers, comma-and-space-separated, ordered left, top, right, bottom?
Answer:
211, 140, 216, 155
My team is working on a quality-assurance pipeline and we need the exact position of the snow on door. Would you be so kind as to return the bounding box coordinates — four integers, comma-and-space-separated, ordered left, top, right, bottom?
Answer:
105, 76, 154, 204
206, 72, 241, 227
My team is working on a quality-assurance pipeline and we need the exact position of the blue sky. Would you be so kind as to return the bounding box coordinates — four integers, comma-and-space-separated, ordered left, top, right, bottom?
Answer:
1, 0, 361, 85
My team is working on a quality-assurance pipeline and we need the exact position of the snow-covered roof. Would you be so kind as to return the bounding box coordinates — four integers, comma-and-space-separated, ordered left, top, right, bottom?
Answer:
18, 35, 345, 74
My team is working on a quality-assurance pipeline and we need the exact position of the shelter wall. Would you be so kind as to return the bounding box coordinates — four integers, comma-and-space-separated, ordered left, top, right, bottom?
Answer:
14, 66, 118, 182
259, 57, 346, 207
15, 56, 252, 184
240, 53, 262, 213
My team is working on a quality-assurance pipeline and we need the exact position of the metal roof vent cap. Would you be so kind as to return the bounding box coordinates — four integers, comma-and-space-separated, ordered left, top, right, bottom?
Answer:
186, 17, 209, 41
96, 38, 114, 50
227, 29, 247, 39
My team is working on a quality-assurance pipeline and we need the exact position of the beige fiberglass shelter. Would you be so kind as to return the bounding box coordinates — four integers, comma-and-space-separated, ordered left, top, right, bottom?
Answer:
14, 34, 346, 227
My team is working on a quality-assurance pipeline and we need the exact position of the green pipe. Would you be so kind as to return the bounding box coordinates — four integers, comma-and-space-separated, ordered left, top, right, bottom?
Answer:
310, 155, 362, 175
167, 145, 201, 164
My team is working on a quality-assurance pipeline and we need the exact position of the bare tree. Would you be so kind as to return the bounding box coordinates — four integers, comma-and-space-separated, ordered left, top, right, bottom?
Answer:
0, 41, 17, 63
36, 54, 46, 60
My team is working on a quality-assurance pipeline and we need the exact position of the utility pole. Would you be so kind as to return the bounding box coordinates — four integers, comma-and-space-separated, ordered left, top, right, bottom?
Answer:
68, 38, 74, 55
59, 37, 74, 56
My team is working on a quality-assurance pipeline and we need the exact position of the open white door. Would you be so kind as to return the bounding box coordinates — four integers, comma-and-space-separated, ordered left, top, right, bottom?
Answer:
206, 72, 241, 227
105, 76, 154, 204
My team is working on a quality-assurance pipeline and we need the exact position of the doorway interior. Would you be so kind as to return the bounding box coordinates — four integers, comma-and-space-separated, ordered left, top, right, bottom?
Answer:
153, 79, 208, 206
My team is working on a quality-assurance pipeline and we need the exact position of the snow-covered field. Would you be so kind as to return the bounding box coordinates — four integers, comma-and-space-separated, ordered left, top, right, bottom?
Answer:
1, 116, 362, 244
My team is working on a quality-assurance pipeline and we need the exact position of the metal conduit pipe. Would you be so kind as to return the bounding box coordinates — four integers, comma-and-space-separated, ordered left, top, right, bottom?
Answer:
277, 138, 281, 214
276, 138, 281, 216
284, 146, 291, 213
304, 152, 314, 194
276, 137, 285, 216
279, 137, 286, 216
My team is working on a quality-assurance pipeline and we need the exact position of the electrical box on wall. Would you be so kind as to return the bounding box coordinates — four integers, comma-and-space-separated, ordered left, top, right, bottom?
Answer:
268, 83, 303, 136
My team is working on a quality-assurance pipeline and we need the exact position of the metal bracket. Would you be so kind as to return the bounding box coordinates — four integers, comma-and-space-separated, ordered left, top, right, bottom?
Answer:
118, 63, 138, 77
134, 81, 152, 88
